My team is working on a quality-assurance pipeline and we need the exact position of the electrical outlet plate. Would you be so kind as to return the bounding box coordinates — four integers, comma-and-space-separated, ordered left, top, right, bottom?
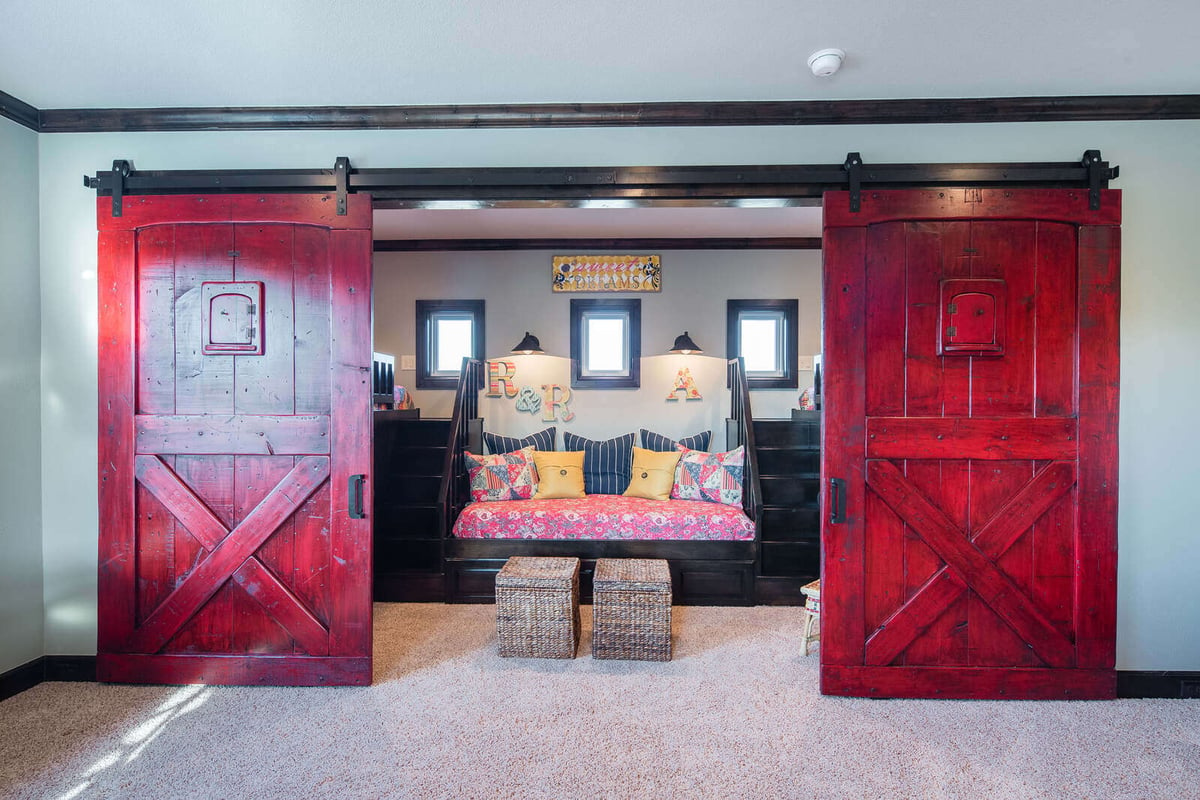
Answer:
798, 355, 814, 371
400, 355, 416, 371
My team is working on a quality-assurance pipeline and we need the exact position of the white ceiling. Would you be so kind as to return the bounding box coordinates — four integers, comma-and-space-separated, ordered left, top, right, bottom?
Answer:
2, 0, 1198, 109
372, 206, 822, 240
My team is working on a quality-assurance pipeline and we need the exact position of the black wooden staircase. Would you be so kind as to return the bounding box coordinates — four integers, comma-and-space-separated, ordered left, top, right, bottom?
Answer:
752, 411, 821, 604
373, 413, 450, 601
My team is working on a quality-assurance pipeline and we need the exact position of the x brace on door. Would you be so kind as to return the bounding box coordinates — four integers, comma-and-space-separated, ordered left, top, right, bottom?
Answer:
865, 460, 1078, 668
130, 455, 331, 655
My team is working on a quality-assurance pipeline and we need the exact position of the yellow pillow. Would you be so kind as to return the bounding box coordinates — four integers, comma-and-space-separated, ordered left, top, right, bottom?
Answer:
531, 450, 586, 499
623, 446, 682, 501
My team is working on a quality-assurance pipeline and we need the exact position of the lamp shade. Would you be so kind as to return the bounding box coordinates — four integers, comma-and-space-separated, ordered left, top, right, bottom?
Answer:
669, 331, 703, 354
511, 331, 544, 354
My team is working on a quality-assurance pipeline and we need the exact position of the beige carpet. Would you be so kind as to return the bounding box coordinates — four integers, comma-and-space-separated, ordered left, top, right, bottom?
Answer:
1, 604, 1197, 800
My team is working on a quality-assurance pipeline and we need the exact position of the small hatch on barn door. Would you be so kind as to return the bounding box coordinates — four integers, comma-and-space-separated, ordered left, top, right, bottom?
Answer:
938, 278, 1006, 357
201, 281, 264, 355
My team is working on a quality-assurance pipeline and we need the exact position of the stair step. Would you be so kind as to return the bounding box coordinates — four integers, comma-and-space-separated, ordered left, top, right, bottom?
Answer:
375, 538, 442, 572
378, 445, 447, 476
375, 474, 442, 504
755, 447, 820, 475
760, 506, 821, 540
761, 541, 820, 577
375, 417, 453, 447
760, 476, 819, 506
753, 420, 819, 447
373, 503, 440, 535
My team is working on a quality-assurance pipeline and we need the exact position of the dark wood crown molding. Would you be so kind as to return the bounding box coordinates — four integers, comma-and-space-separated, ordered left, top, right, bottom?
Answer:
38, 95, 1200, 133
0, 89, 40, 131
373, 237, 822, 252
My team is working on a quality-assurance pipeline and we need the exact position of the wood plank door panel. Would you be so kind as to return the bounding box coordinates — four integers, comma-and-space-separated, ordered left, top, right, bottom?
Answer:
97, 194, 373, 686
821, 189, 1120, 700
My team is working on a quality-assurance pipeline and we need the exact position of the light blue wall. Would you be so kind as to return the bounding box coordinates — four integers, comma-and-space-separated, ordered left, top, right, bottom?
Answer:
35, 120, 1200, 669
0, 116, 43, 673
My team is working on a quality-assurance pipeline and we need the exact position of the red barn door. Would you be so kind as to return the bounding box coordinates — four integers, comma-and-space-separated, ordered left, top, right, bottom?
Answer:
97, 194, 374, 686
821, 189, 1120, 699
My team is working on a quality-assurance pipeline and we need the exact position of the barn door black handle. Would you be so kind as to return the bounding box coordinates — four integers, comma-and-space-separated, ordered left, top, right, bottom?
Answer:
348, 474, 366, 519
829, 477, 847, 524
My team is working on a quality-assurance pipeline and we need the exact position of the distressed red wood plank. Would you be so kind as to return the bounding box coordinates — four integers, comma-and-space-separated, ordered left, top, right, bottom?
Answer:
864, 484, 906, 639
233, 559, 330, 656
97, 226, 138, 651
940, 222, 973, 417
232, 456, 296, 655
1074, 223, 1121, 669
291, 480, 333, 628
327, 228, 374, 659
166, 455, 235, 653
174, 225, 235, 416
866, 417, 1078, 460
866, 460, 1075, 668
823, 189, 1122, 228
231, 193, 372, 230
865, 223, 905, 417
135, 226, 177, 414
902, 222, 948, 417
135, 414, 331, 455
900, 461, 969, 667
96, 654, 370, 686
98, 193, 372, 231
968, 221, 1036, 417
968, 460, 1036, 667
866, 461, 1075, 666
821, 665, 1115, 700
293, 225, 332, 415
127, 456, 330, 653
134, 455, 227, 550
233, 225, 296, 415
866, 568, 964, 666
1034, 222, 1078, 417
1034, 485, 1077, 638
135, 471, 175, 626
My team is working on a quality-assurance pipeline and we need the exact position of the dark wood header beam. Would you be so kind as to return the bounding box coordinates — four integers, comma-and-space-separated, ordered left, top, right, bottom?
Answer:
373, 237, 822, 252
0, 89, 39, 132
40, 94, 1200, 133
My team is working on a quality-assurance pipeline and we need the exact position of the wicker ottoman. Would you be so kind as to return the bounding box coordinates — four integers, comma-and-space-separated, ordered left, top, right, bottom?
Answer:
495, 556, 581, 659
592, 558, 673, 661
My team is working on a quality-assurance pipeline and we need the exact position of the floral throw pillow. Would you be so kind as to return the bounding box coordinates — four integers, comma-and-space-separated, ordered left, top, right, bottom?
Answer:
464, 446, 538, 503
671, 445, 745, 507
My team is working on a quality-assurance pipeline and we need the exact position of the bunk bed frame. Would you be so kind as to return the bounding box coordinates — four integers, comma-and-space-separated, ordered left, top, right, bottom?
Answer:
438, 358, 764, 604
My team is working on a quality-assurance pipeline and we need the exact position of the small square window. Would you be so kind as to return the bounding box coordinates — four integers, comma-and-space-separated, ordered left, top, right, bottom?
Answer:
728, 299, 798, 389
571, 298, 640, 388
416, 300, 484, 388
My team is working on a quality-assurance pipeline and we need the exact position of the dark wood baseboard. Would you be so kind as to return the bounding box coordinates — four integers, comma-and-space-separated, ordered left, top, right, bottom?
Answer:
375, 237, 823, 252
0, 657, 45, 701
374, 572, 446, 602
753, 575, 813, 605
1, 655, 98, 702
1116, 671, 1200, 699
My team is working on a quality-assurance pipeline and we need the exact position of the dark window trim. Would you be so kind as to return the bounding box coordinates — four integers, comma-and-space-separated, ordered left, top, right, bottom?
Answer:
415, 299, 485, 389
570, 298, 641, 389
727, 299, 799, 389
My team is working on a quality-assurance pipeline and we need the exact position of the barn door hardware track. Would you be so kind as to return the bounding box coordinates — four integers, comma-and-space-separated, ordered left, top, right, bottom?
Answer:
86, 152, 1118, 217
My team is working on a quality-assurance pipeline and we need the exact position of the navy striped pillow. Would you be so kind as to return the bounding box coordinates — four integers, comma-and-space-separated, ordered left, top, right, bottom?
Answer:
640, 429, 712, 453
562, 431, 635, 495
483, 426, 556, 455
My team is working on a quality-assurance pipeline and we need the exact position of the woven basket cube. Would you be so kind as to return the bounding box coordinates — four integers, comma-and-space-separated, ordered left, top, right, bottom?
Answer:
592, 558, 673, 661
495, 556, 580, 659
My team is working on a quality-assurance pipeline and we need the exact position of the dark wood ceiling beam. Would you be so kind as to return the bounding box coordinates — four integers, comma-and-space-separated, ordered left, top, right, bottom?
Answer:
40, 94, 1200, 133
373, 237, 822, 252
0, 89, 40, 132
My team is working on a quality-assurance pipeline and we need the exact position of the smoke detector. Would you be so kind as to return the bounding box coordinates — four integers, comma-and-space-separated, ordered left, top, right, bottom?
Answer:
807, 48, 845, 78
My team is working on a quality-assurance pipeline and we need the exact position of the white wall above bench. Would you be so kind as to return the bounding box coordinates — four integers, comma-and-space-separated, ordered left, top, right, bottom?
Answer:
373, 247, 823, 443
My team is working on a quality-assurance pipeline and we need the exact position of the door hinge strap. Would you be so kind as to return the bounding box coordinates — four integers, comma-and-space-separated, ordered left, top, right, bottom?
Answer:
1082, 149, 1119, 212
111, 159, 131, 217
844, 152, 863, 213
335, 156, 350, 216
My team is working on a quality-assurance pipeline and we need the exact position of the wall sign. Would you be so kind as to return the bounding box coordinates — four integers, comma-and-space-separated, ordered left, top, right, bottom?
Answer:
552, 255, 661, 293
486, 360, 519, 397
541, 384, 576, 422
666, 367, 702, 401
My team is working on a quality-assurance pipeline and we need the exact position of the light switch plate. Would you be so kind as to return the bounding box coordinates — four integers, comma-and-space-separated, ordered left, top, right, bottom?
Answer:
798, 355, 814, 371
400, 355, 416, 371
